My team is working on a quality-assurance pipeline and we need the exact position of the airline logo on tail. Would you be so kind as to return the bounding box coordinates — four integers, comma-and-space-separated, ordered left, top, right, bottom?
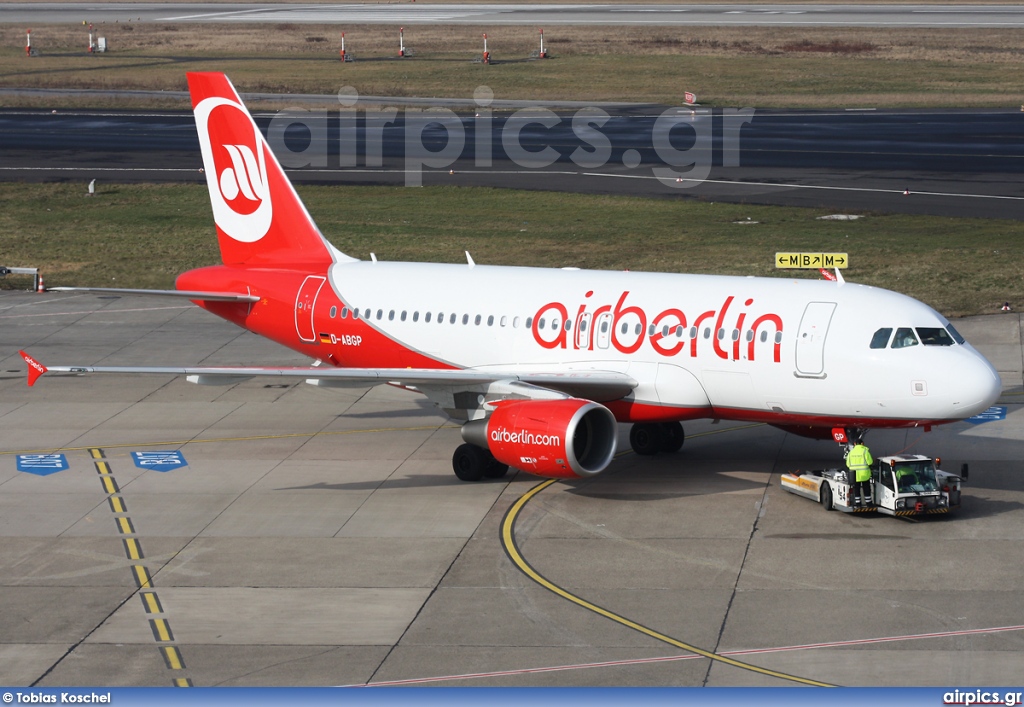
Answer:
194, 96, 272, 243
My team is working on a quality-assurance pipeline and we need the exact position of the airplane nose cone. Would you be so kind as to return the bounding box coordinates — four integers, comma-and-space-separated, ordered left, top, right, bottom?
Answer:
952, 350, 1002, 418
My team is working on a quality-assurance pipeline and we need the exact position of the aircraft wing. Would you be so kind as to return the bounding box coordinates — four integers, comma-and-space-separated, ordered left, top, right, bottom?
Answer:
18, 351, 637, 401
47, 287, 259, 303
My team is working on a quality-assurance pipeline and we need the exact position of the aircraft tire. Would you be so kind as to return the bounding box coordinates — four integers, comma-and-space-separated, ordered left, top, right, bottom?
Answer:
453, 443, 488, 481
630, 423, 663, 456
484, 457, 510, 479
659, 422, 685, 453
820, 483, 833, 511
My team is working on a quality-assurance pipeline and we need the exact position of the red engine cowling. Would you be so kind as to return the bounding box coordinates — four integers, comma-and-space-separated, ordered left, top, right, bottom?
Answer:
461, 398, 618, 479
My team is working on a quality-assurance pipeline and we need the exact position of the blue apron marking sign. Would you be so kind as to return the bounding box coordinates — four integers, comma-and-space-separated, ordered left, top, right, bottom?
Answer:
17, 453, 69, 476
966, 406, 1006, 424
131, 451, 188, 472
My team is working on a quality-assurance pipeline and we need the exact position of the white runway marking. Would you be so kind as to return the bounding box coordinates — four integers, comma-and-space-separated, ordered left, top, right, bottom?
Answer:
356, 622, 1024, 686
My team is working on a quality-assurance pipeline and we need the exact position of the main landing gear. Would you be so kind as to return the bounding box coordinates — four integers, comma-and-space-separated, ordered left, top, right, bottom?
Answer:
629, 421, 685, 456
452, 443, 509, 482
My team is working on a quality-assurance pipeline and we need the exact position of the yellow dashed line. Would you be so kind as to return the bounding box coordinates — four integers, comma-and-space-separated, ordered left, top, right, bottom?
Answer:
108, 496, 126, 514
149, 618, 174, 643
123, 537, 143, 561
95, 461, 111, 475
89, 448, 105, 459
116, 517, 135, 535
172, 678, 193, 687
501, 479, 835, 688
131, 565, 152, 589
141, 592, 163, 615
161, 646, 186, 671
100, 476, 119, 494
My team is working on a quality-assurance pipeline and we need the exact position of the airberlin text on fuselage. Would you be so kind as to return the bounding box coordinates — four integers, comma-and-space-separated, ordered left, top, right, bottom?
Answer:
532, 291, 784, 362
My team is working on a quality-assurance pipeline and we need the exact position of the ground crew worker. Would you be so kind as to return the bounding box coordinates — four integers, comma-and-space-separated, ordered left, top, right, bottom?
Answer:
845, 440, 873, 505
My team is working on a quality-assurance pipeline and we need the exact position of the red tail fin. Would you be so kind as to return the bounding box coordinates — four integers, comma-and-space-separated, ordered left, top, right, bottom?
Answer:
187, 72, 338, 268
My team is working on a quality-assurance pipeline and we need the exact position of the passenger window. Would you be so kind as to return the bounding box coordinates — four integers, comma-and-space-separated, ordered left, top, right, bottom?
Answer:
341, 307, 348, 319
487, 315, 494, 326
539, 318, 546, 330
376, 309, 383, 320
601, 321, 608, 333
413, 311, 419, 322
500, 316, 507, 327
462, 314, 469, 325
564, 320, 572, 331
650, 325, 657, 337
704, 328, 711, 339
946, 324, 965, 345
513, 317, 520, 328
579, 319, 587, 332
330, 306, 337, 318
870, 328, 892, 349
662, 325, 669, 337
449, 313, 456, 324
621, 323, 628, 335
389, 310, 395, 321
774, 332, 782, 344
351, 308, 358, 320
475, 315, 482, 325
425, 312, 431, 323
731, 329, 739, 341
891, 327, 919, 349
551, 318, 560, 330
760, 331, 768, 343
400, 311, 407, 322
917, 327, 954, 346
526, 317, 533, 328
745, 330, 753, 342
717, 329, 724, 340
689, 327, 697, 339
676, 326, 683, 338
364, 309, 371, 319
634, 323, 642, 335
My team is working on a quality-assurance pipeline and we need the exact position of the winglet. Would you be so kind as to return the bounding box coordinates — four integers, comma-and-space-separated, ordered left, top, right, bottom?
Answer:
19, 350, 47, 387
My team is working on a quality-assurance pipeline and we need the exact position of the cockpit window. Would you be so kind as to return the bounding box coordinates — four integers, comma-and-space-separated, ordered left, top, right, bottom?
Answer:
946, 324, 966, 345
870, 328, 893, 349
916, 327, 954, 346
891, 327, 919, 349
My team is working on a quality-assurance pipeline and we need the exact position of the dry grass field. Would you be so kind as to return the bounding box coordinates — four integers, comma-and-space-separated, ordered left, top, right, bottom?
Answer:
3, 23, 1024, 107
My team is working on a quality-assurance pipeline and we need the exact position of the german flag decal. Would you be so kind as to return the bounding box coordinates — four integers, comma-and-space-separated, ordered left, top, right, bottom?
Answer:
319, 333, 333, 344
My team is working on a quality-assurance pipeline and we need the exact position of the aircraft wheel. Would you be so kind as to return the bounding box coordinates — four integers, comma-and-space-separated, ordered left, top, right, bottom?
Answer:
659, 422, 685, 453
629, 423, 663, 456
452, 443, 489, 481
820, 483, 833, 511
484, 457, 510, 479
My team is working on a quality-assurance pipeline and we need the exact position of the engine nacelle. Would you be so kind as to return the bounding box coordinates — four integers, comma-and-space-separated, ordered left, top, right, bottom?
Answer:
461, 398, 618, 479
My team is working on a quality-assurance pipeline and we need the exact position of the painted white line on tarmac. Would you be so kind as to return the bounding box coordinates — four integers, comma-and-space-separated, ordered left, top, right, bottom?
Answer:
354, 622, 1024, 686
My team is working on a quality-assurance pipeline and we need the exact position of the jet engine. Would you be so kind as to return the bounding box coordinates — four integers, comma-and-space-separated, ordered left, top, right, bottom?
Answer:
461, 398, 618, 479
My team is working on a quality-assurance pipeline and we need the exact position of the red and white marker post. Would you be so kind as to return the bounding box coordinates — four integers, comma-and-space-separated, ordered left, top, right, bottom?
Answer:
538, 28, 546, 58
25, 28, 32, 57
339, 32, 346, 61
399, 26, 405, 57
482, 33, 490, 64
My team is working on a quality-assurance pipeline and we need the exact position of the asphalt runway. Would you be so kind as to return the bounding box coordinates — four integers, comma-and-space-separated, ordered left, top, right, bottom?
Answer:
1, 290, 1023, 686
5, 3, 1024, 28
2, 107, 1022, 219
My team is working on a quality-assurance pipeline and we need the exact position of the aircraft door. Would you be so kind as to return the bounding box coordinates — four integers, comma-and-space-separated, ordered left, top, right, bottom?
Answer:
295, 275, 326, 343
575, 312, 592, 350
794, 302, 836, 377
594, 312, 613, 350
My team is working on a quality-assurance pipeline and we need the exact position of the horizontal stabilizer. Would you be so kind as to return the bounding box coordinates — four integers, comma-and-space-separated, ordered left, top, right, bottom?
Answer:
47, 287, 259, 303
